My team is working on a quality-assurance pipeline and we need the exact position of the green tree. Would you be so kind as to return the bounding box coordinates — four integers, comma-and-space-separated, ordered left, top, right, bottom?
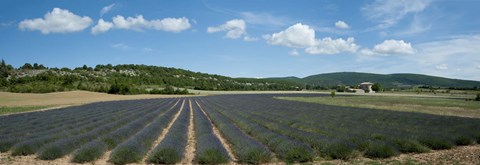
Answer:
175, 88, 182, 94
181, 88, 189, 94
33, 63, 46, 70
108, 84, 120, 94
162, 85, 175, 94
20, 63, 33, 70
331, 91, 336, 98
372, 83, 382, 92
0, 59, 8, 78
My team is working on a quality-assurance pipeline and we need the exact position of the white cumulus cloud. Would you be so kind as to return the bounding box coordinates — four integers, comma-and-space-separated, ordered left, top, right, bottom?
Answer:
360, 40, 416, 56
207, 19, 246, 39
91, 15, 191, 34
362, 0, 432, 29
265, 23, 358, 55
112, 15, 148, 31
265, 23, 316, 48
150, 17, 191, 32
335, 20, 350, 29
91, 19, 113, 35
100, 3, 115, 17
19, 8, 92, 34
306, 37, 358, 55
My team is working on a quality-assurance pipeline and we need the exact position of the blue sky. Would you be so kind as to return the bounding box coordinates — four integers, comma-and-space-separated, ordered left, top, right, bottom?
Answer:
1, 0, 480, 80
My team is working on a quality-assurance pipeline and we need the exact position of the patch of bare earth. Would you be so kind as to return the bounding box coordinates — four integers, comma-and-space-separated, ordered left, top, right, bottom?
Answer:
0, 152, 77, 165
385, 144, 480, 164
195, 100, 237, 163
93, 151, 112, 165
181, 99, 196, 164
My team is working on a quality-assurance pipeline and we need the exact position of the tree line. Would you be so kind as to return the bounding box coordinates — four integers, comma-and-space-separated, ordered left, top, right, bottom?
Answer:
0, 60, 301, 94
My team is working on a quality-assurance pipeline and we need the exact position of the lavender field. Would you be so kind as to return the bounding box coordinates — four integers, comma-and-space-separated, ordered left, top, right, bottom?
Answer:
1, 94, 479, 164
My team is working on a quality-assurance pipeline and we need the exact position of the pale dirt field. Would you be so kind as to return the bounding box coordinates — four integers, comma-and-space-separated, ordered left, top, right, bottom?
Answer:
0, 91, 197, 107
0, 91, 198, 116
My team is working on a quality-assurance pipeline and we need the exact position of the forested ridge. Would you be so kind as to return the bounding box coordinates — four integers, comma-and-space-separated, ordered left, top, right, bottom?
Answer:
0, 60, 301, 94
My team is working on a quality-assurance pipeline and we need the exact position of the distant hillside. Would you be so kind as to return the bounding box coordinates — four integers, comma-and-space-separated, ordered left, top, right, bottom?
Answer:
1, 59, 479, 94
0, 61, 301, 94
271, 72, 480, 89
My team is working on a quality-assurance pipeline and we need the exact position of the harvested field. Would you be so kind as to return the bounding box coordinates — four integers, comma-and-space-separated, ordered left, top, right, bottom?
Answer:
0, 91, 195, 115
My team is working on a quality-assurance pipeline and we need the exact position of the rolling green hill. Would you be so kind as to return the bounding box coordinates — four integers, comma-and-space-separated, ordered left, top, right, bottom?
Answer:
0, 61, 301, 94
270, 72, 480, 89
1, 59, 479, 94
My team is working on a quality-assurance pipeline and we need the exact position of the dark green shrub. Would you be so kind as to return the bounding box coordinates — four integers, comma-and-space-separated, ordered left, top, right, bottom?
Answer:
197, 149, 229, 164
109, 146, 143, 164
102, 138, 116, 149
11, 144, 37, 156
323, 142, 355, 160
474, 132, 480, 143
394, 139, 430, 153
38, 146, 63, 160
238, 148, 271, 164
454, 135, 474, 146
284, 146, 313, 163
72, 141, 107, 163
147, 148, 181, 164
419, 137, 453, 150
354, 140, 371, 151
364, 143, 398, 158
0, 139, 16, 152
372, 134, 384, 140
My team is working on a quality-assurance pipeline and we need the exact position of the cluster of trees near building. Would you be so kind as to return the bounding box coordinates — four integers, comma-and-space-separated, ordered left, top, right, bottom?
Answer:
0, 59, 301, 94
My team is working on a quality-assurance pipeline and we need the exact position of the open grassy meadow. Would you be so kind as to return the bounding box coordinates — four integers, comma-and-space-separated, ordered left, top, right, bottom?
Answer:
277, 95, 480, 118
